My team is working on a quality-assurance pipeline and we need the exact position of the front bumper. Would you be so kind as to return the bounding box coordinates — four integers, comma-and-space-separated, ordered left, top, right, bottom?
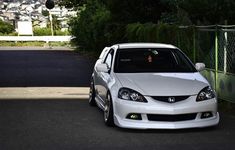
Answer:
113, 96, 219, 129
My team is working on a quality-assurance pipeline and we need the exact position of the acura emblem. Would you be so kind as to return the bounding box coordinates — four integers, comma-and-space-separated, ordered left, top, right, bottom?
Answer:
168, 97, 175, 103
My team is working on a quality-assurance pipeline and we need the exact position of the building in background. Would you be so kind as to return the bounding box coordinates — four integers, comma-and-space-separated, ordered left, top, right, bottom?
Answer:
0, 0, 77, 33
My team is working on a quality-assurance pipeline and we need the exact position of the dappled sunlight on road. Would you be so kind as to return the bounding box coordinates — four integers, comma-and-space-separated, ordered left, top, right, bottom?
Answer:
0, 87, 89, 100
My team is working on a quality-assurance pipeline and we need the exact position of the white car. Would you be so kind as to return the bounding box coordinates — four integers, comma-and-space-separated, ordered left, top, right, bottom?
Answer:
89, 43, 219, 129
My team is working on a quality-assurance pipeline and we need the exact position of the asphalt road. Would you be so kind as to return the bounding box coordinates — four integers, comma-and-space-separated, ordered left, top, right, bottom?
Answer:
0, 47, 94, 87
0, 100, 235, 150
0, 47, 235, 150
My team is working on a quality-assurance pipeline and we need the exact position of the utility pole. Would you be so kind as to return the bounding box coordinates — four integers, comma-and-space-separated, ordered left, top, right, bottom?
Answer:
45, 0, 55, 36
49, 10, 54, 36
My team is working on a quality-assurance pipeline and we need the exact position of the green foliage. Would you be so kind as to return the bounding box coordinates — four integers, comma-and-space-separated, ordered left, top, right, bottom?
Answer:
0, 20, 14, 34
0, 41, 70, 47
126, 23, 196, 60
177, 26, 195, 59
0, 41, 45, 47
33, 28, 52, 36
33, 27, 69, 36
52, 15, 61, 31
49, 42, 69, 47
8, 32, 18, 36
126, 23, 178, 44
45, 15, 61, 33
60, 0, 235, 55
178, 0, 235, 24
70, 0, 112, 51
194, 30, 215, 65
67, 0, 176, 52
126, 23, 155, 42
58, 0, 86, 8
54, 30, 70, 35
104, 0, 175, 24
42, 10, 49, 16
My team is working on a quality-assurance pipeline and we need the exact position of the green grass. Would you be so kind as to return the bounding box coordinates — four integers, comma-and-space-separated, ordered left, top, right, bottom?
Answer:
49, 42, 70, 47
0, 41, 70, 47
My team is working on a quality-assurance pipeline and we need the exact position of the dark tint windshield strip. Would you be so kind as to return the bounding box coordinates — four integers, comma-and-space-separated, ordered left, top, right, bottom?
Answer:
114, 48, 197, 73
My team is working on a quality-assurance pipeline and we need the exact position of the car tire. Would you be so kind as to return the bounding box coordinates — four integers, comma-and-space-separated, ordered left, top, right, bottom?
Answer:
89, 79, 96, 106
104, 92, 114, 126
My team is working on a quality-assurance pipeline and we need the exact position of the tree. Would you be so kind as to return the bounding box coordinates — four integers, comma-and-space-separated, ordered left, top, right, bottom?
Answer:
69, 0, 111, 51
59, 0, 175, 23
59, 0, 177, 51
103, 0, 175, 24
42, 10, 49, 16
52, 15, 61, 31
178, 0, 235, 25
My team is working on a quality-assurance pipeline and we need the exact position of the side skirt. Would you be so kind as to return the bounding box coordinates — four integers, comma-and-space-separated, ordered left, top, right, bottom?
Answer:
95, 95, 105, 111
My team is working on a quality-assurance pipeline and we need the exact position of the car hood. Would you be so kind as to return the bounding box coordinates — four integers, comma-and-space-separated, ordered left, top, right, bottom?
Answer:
115, 73, 209, 96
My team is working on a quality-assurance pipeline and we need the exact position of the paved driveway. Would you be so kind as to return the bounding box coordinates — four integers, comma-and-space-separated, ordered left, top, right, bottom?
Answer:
0, 47, 234, 150
0, 100, 235, 150
0, 47, 94, 87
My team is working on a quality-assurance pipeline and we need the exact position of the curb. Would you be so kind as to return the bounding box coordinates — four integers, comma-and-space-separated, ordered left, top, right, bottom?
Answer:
0, 87, 89, 100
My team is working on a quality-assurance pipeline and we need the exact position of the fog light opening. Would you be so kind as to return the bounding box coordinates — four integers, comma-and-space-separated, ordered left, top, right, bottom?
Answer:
126, 113, 142, 120
201, 112, 213, 119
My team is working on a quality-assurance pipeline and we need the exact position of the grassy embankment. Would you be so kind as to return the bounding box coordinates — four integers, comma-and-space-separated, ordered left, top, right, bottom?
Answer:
0, 41, 70, 47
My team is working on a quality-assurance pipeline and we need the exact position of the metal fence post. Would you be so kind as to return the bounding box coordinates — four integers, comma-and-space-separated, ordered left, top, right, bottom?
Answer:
177, 28, 181, 48
215, 25, 219, 91
193, 27, 196, 63
223, 21, 228, 74
224, 31, 228, 74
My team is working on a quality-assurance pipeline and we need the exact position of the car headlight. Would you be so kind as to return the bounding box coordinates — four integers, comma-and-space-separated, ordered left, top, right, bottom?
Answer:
196, 86, 216, 102
118, 88, 147, 103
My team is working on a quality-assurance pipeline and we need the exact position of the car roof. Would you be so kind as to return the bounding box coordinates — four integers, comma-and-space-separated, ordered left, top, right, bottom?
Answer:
114, 43, 177, 49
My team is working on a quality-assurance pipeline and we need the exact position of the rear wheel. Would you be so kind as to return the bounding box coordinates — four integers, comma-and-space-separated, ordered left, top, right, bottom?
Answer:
89, 79, 96, 106
104, 92, 114, 126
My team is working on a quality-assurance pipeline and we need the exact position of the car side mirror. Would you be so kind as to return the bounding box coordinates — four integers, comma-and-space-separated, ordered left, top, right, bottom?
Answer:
96, 63, 109, 73
195, 63, 205, 71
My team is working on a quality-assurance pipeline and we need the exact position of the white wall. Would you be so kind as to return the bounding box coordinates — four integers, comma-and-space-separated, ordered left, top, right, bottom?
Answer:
0, 36, 72, 42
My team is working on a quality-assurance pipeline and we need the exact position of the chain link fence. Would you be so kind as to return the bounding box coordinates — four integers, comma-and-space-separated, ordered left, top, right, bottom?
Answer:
178, 25, 235, 103
218, 28, 235, 74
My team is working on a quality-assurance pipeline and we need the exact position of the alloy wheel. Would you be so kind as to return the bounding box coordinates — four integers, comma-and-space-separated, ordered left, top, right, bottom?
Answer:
104, 94, 111, 122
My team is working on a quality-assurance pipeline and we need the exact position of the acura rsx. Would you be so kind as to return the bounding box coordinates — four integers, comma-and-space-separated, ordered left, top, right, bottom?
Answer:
89, 43, 219, 129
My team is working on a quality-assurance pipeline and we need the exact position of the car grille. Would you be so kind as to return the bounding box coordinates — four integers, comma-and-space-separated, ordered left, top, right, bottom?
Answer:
151, 96, 190, 103
147, 113, 197, 122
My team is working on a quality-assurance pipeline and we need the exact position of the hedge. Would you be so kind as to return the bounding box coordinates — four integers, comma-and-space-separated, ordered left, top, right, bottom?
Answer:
33, 28, 69, 36
126, 23, 195, 60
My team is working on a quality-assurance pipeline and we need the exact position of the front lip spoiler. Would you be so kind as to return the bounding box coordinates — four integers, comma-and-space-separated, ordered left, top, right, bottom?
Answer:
114, 112, 220, 129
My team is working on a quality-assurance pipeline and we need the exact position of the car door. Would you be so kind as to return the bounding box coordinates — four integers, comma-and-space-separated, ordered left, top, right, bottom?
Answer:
94, 47, 109, 100
97, 49, 114, 103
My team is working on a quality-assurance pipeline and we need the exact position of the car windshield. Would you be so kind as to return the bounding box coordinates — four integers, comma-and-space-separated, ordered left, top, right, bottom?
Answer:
114, 48, 197, 73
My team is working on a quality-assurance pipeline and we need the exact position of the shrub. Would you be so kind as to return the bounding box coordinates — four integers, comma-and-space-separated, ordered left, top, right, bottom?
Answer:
54, 30, 70, 35
126, 23, 195, 60
33, 28, 52, 36
70, 0, 111, 52
0, 20, 14, 34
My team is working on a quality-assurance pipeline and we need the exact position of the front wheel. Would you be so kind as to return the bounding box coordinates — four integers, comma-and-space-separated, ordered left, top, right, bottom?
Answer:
89, 79, 96, 106
104, 93, 114, 126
